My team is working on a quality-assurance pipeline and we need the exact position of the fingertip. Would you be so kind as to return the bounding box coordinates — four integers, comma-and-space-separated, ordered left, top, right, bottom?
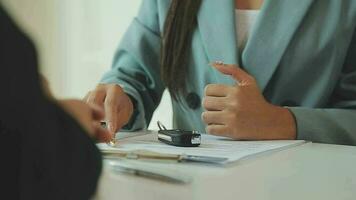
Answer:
211, 63, 249, 83
209, 62, 218, 68
213, 64, 233, 76
209, 61, 224, 66
94, 125, 112, 143
210, 61, 229, 70
209, 62, 224, 71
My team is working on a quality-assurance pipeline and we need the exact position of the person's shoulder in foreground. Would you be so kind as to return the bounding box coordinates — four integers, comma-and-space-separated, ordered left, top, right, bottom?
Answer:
0, 5, 105, 200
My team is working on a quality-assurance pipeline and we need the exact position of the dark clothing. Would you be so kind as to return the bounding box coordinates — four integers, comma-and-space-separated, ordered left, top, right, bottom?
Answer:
0, 5, 102, 200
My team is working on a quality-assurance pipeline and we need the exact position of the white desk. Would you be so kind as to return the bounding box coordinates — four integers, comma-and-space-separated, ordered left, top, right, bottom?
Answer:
95, 141, 356, 200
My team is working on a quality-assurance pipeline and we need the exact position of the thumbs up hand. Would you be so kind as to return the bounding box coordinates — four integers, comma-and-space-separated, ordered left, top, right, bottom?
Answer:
201, 62, 296, 140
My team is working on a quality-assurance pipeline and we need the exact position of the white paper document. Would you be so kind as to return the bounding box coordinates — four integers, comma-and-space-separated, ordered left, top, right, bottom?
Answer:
98, 131, 306, 165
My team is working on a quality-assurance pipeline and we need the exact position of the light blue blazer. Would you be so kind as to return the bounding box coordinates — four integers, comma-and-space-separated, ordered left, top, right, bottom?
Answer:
101, 0, 356, 145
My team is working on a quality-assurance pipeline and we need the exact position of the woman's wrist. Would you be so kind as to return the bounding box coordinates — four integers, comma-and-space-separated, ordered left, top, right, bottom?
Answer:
269, 105, 297, 140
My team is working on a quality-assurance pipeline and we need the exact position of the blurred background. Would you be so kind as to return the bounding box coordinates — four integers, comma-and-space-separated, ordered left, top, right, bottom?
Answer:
1, 0, 172, 129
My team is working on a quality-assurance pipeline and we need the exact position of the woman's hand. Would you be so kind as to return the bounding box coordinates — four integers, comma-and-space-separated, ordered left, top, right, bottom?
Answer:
84, 84, 134, 134
202, 63, 296, 140
58, 100, 111, 142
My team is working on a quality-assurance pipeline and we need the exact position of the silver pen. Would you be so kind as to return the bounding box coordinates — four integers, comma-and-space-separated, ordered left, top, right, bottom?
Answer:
108, 161, 192, 184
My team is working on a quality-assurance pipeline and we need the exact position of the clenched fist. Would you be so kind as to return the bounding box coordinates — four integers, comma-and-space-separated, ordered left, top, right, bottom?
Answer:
202, 62, 296, 140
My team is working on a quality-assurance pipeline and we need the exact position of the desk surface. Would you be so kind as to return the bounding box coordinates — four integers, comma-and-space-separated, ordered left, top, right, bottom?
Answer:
95, 140, 356, 200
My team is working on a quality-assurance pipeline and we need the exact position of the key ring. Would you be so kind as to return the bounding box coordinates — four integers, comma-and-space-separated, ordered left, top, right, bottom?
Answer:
157, 121, 167, 131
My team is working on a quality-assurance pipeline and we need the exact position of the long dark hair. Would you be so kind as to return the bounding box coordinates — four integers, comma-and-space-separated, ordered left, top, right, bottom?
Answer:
160, 0, 202, 100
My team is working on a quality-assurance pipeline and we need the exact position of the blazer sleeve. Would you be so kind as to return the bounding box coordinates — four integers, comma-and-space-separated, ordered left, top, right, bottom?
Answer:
100, 0, 164, 131
289, 28, 356, 145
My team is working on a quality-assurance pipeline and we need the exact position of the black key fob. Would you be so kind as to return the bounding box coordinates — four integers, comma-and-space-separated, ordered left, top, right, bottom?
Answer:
157, 121, 201, 147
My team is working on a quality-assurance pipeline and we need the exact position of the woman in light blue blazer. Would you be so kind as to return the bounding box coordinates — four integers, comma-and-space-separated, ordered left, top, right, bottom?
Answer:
85, 0, 356, 145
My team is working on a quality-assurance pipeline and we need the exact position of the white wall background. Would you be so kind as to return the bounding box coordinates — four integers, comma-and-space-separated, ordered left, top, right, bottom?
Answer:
1, 0, 172, 129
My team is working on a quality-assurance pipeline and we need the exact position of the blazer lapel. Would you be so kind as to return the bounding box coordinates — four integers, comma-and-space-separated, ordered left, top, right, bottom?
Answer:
197, 0, 239, 65
242, 0, 314, 91
198, 0, 314, 91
